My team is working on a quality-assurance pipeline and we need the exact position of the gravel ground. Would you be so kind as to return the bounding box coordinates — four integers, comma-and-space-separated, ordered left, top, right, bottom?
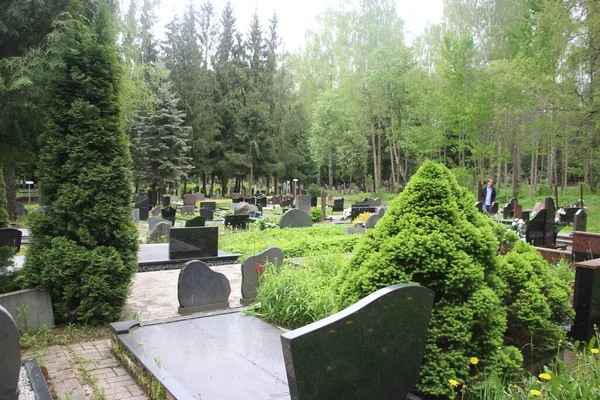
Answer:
18, 366, 34, 400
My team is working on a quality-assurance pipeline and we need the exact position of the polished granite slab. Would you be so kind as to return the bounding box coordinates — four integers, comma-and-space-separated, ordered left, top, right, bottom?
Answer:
111, 310, 290, 400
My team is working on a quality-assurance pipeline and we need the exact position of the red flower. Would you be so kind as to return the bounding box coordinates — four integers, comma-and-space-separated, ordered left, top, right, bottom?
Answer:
255, 263, 264, 273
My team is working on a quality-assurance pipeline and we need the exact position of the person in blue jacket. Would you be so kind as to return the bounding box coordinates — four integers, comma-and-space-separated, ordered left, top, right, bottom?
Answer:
482, 179, 496, 214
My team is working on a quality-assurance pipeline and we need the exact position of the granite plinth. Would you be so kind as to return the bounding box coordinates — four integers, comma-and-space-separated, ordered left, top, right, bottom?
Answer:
137, 244, 240, 271
169, 227, 218, 260
110, 310, 289, 400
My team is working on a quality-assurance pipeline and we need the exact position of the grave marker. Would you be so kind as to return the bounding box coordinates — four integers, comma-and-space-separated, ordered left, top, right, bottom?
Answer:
177, 260, 231, 314
134, 198, 149, 221
281, 284, 434, 400
169, 227, 218, 259
0, 229, 22, 252
150, 205, 163, 217
185, 216, 206, 227
199, 208, 214, 221
280, 208, 312, 228
161, 206, 176, 226
180, 205, 195, 216
365, 213, 380, 229
149, 221, 171, 243
295, 195, 312, 215
200, 201, 216, 211
183, 194, 197, 206
0, 305, 20, 400
574, 209, 587, 232
240, 247, 284, 305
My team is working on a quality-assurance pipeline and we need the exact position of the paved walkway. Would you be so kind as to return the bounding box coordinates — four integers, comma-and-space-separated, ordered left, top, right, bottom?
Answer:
32, 265, 243, 399
38, 340, 148, 400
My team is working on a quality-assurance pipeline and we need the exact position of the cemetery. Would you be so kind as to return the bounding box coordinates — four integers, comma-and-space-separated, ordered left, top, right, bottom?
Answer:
3, 1, 600, 399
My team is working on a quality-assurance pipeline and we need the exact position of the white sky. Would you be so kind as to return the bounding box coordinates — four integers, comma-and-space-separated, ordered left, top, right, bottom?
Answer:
154, 0, 444, 51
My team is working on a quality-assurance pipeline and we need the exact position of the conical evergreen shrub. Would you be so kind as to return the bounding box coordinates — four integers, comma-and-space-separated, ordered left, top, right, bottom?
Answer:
333, 161, 517, 396
22, 1, 138, 324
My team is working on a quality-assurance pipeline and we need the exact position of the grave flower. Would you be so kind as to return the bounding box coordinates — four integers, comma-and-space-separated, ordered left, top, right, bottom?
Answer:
530, 389, 541, 396
470, 357, 479, 365
255, 263, 265, 273
448, 379, 459, 388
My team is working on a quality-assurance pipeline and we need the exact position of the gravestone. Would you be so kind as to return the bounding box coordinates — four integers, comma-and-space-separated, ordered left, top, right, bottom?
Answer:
513, 203, 523, 219
490, 202, 499, 214
365, 213, 380, 229
134, 198, 149, 221
281, 284, 434, 400
543, 197, 556, 246
185, 216, 206, 227
310, 196, 318, 207
199, 208, 214, 221
572, 231, 600, 262
503, 198, 517, 219
169, 227, 218, 259
133, 194, 147, 204
132, 208, 140, 222
147, 190, 159, 207
180, 205, 195, 216
280, 208, 312, 228
378, 206, 386, 218
254, 197, 267, 209
149, 217, 170, 231
350, 204, 377, 220
162, 196, 171, 207
183, 194, 197, 206
526, 209, 547, 246
200, 201, 216, 211
0, 305, 20, 400
345, 226, 366, 235
232, 202, 257, 215
531, 202, 545, 214
232, 197, 243, 204
170, 195, 180, 203
0, 229, 22, 252
149, 221, 171, 243
574, 209, 587, 232
475, 201, 483, 213
572, 258, 600, 341
224, 214, 249, 230
215, 188, 221, 198
15, 202, 25, 211
271, 195, 282, 205
193, 192, 205, 201
332, 198, 344, 212
281, 198, 293, 208
150, 205, 163, 217
296, 195, 312, 215
560, 207, 580, 225
16, 208, 28, 217
373, 198, 382, 206
177, 260, 231, 314
161, 206, 176, 226
240, 247, 284, 305
327, 194, 333, 205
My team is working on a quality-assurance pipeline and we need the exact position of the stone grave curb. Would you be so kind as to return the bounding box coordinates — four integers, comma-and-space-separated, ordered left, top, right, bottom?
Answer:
22, 358, 53, 400
110, 308, 248, 400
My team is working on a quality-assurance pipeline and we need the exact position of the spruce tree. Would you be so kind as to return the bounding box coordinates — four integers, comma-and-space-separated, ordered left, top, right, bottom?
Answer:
23, 0, 138, 324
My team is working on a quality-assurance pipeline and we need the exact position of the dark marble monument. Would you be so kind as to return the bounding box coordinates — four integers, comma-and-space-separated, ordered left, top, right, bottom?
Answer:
0, 228, 22, 252
134, 198, 149, 221
185, 216, 206, 227
200, 201, 216, 211
177, 260, 231, 314
0, 305, 20, 400
572, 258, 600, 341
169, 227, 218, 260
161, 206, 176, 226
280, 284, 434, 400
241, 247, 284, 305
279, 208, 312, 228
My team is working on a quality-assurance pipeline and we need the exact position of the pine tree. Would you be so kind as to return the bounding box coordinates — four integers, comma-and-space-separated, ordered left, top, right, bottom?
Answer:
143, 79, 193, 190
23, 0, 138, 324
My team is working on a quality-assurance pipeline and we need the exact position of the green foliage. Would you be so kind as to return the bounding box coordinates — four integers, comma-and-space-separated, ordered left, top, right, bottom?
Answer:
353, 211, 374, 226
333, 161, 507, 396
22, 1, 138, 324
0, 245, 19, 294
497, 241, 574, 360
310, 207, 322, 222
254, 256, 343, 328
0, 167, 7, 224
219, 225, 359, 259
307, 184, 322, 197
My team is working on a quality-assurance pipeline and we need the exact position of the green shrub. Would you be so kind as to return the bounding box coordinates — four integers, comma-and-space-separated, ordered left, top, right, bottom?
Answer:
255, 256, 342, 328
0, 167, 7, 224
353, 211, 374, 226
0, 246, 20, 294
22, 3, 138, 324
310, 207, 321, 222
307, 183, 322, 198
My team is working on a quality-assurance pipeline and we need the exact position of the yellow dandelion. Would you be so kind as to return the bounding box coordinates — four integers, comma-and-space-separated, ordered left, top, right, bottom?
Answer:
591, 348, 599, 354
530, 389, 541, 396
539, 373, 551, 381
470, 357, 479, 365
448, 379, 459, 388
326, 365, 333, 371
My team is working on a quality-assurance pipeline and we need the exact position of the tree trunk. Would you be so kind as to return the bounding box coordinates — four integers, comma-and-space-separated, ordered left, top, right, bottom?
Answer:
530, 136, 537, 199
221, 176, 229, 197
201, 172, 207, 194
389, 140, 397, 192
376, 120, 382, 190
273, 175, 278, 195
328, 148, 333, 189
209, 175, 215, 197
371, 120, 378, 191
562, 141, 568, 193
4, 164, 16, 220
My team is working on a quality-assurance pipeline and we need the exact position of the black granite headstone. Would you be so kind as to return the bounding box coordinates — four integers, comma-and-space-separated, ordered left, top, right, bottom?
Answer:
572, 259, 600, 341
200, 201, 216, 211
0, 229, 22, 252
526, 209, 547, 246
169, 227, 218, 260
177, 260, 231, 314
134, 198, 149, 220
281, 284, 434, 400
185, 216, 206, 227
199, 208, 214, 221
574, 209, 587, 232
503, 198, 516, 219
224, 214, 249, 229
0, 305, 20, 400
162, 196, 171, 207
279, 208, 312, 228
149, 221, 171, 243
332, 198, 344, 212
240, 247, 284, 305
161, 206, 176, 226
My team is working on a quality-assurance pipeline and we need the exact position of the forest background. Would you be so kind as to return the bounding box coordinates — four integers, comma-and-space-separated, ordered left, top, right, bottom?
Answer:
1, 0, 598, 219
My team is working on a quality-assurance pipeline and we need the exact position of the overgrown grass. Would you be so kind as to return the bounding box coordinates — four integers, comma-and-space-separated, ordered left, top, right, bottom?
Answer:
20, 323, 109, 353
219, 224, 360, 259
252, 255, 346, 328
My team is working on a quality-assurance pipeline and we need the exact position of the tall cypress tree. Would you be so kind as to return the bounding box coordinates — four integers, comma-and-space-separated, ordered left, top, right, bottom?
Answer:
23, 0, 138, 324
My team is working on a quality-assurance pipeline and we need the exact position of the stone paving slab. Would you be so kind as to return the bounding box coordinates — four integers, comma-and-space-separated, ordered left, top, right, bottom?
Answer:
38, 339, 149, 400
